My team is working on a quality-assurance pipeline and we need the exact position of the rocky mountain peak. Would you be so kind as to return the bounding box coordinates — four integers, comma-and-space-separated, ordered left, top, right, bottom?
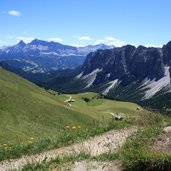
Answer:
17, 40, 26, 47
69, 41, 171, 101
29, 39, 47, 45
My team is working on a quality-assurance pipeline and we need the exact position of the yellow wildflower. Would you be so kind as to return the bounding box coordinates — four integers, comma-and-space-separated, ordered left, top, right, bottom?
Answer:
65, 125, 70, 129
72, 126, 76, 129
3, 144, 8, 147
78, 126, 81, 129
30, 137, 34, 140
28, 141, 33, 144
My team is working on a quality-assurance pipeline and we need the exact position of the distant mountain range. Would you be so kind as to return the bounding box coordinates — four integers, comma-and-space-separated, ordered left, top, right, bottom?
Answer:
1, 39, 171, 109
47, 41, 171, 108
0, 39, 114, 73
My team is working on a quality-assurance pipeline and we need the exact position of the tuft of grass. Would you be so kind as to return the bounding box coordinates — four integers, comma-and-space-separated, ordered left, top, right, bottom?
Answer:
135, 111, 169, 127
127, 153, 171, 171
22, 151, 120, 171
92, 152, 119, 162
22, 152, 91, 171
119, 125, 162, 170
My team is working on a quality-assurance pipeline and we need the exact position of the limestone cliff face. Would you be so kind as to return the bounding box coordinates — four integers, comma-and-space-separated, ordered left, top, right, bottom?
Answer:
64, 41, 171, 101
80, 43, 171, 86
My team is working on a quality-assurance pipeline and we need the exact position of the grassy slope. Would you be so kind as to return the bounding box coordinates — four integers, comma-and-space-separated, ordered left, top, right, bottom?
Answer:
0, 68, 141, 145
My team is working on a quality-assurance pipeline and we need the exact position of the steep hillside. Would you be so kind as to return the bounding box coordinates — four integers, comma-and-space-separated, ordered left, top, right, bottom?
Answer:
0, 68, 140, 145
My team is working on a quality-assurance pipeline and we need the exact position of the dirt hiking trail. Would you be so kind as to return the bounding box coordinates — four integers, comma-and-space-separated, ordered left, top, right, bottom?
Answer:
0, 127, 136, 171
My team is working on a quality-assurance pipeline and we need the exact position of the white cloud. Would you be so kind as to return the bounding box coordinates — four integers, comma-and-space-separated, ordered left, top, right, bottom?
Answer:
78, 36, 92, 41
16, 37, 35, 43
0, 41, 2, 44
8, 10, 21, 17
146, 44, 162, 48
47, 37, 63, 42
105, 36, 126, 47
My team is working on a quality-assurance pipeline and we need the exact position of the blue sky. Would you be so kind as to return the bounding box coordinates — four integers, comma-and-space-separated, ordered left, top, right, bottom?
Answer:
0, 0, 171, 47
